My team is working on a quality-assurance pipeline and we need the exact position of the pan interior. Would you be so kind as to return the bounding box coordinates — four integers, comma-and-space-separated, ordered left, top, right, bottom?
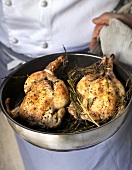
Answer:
0, 53, 131, 134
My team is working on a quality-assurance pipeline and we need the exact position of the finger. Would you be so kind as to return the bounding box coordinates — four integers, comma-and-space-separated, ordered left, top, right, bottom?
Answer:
92, 24, 104, 39
89, 38, 97, 50
94, 13, 132, 29
89, 24, 105, 50
92, 12, 116, 25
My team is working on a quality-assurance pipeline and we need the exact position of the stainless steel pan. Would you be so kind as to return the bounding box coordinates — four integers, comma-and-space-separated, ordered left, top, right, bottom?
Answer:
0, 53, 132, 151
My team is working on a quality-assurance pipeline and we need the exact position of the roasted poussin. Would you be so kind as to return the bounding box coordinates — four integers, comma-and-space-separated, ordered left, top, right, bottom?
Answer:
68, 54, 126, 124
5, 56, 70, 128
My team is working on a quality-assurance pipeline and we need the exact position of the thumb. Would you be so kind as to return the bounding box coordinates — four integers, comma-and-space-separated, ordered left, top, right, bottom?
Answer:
92, 12, 114, 25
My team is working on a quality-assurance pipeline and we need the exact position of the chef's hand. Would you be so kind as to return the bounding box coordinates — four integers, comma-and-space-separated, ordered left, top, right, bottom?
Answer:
90, 12, 132, 50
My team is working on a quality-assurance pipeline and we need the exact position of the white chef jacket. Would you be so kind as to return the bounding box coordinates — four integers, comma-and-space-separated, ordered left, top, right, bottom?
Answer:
1, 1, 132, 170
0, 0, 120, 58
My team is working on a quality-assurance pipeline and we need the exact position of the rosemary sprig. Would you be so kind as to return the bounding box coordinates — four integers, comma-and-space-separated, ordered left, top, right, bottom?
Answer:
67, 67, 100, 127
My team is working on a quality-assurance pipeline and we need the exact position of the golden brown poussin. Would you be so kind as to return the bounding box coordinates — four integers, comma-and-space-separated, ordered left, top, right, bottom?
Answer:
68, 54, 126, 124
6, 56, 70, 128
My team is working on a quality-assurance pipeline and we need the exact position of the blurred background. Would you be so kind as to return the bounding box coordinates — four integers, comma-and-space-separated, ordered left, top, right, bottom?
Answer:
0, 109, 25, 170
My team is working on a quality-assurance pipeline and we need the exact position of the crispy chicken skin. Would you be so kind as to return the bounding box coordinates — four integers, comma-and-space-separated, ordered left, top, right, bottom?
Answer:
68, 54, 126, 123
5, 56, 70, 128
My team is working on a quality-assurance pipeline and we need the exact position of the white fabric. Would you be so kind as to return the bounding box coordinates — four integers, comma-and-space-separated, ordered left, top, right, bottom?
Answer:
0, 0, 120, 57
100, 18, 132, 66
99, 2, 132, 76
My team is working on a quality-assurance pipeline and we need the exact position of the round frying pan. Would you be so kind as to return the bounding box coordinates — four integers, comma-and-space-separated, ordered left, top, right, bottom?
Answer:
0, 53, 132, 151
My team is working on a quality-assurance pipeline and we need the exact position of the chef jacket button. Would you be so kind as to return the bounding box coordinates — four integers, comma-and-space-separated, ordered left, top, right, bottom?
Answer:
41, 42, 48, 48
11, 38, 18, 44
41, 1, 48, 7
5, 0, 12, 6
